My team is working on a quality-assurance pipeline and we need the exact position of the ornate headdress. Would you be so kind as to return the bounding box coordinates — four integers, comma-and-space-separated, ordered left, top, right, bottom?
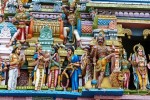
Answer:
99, 30, 105, 37
133, 43, 145, 56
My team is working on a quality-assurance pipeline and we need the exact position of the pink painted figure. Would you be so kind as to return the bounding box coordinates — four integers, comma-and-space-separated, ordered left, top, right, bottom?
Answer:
120, 49, 130, 89
48, 46, 60, 89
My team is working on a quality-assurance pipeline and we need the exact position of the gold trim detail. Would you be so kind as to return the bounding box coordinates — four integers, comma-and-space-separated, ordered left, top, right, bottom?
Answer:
143, 29, 150, 39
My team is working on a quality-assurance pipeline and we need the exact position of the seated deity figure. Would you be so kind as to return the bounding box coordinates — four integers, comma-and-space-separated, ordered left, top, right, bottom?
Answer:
0, 57, 7, 85
8, 44, 25, 90
120, 49, 131, 89
91, 30, 116, 88
129, 44, 150, 90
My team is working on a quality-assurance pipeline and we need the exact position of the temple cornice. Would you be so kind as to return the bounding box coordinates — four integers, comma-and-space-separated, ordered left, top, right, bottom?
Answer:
87, 2, 150, 10
117, 19, 150, 24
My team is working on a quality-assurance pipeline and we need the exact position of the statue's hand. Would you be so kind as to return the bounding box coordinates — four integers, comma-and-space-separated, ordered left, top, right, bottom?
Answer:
147, 62, 150, 69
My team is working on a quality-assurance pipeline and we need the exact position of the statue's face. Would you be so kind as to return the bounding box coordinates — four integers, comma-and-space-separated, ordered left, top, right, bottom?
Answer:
68, 14, 76, 25
15, 47, 21, 55
38, 48, 42, 53
138, 49, 143, 56
97, 36, 104, 45
67, 49, 72, 55
19, 4, 24, 11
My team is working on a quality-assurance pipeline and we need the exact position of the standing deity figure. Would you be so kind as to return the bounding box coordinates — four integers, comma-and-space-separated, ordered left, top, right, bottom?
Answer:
62, 46, 82, 91
129, 43, 149, 90
120, 49, 130, 89
8, 44, 25, 90
33, 46, 50, 90
0, 57, 7, 85
81, 46, 92, 85
48, 46, 60, 89
91, 30, 115, 88
7, 2, 30, 46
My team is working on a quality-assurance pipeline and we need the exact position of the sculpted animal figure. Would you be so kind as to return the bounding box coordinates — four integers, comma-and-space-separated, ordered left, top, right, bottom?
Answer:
109, 71, 125, 88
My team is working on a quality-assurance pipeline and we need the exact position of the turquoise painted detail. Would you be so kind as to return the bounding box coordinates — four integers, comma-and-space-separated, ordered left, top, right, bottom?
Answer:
77, 18, 81, 36
0, 89, 124, 98
38, 25, 54, 52
0, 22, 17, 36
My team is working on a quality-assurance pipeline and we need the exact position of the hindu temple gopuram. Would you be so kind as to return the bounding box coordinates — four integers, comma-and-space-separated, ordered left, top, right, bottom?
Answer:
0, 0, 150, 100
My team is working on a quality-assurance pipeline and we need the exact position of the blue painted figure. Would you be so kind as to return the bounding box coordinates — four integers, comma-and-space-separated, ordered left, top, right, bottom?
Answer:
0, 57, 7, 85
67, 46, 82, 91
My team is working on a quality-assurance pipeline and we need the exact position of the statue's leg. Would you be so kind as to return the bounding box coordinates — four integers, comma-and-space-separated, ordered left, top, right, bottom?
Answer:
127, 71, 130, 89
136, 70, 142, 89
143, 69, 148, 90
40, 69, 45, 88
35, 68, 40, 90
105, 53, 115, 72
42, 71, 46, 86
97, 71, 105, 88
8, 69, 13, 90
54, 69, 59, 88
63, 27, 70, 44
71, 70, 78, 91
73, 30, 81, 47
48, 70, 52, 88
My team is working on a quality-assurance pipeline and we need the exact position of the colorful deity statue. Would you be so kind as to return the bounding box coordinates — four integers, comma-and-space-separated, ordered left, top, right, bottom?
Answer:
81, 45, 93, 85
62, 46, 82, 91
0, 57, 7, 85
7, 2, 31, 46
33, 46, 50, 90
91, 30, 116, 88
8, 44, 25, 90
129, 43, 149, 90
48, 45, 60, 89
120, 49, 131, 89
62, 0, 80, 45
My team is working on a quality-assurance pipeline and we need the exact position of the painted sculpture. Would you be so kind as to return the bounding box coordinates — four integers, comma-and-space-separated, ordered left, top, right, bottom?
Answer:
48, 45, 60, 89
91, 30, 116, 88
120, 49, 130, 89
129, 44, 149, 90
62, 46, 82, 91
81, 46, 93, 86
0, 57, 7, 85
62, 0, 81, 46
7, 44, 25, 90
0, 1, 150, 99
33, 45, 50, 90
7, 2, 30, 46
